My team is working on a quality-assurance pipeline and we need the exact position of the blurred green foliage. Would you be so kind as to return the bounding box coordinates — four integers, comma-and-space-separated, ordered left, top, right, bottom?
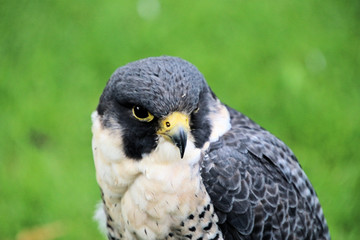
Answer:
0, 0, 359, 239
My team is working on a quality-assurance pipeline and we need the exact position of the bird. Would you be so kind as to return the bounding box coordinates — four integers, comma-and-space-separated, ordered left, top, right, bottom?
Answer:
91, 56, 330, 240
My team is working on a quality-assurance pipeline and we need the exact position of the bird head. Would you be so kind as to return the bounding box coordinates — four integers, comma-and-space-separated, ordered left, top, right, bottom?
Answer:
94, 56, 227, 161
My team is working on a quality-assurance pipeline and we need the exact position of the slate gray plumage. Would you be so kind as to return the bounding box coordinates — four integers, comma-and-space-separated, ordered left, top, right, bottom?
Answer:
92, 56, 330, 240
202, 107, 330, 239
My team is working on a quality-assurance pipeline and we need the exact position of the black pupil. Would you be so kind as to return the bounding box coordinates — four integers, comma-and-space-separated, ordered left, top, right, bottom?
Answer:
134, 106, 149, 119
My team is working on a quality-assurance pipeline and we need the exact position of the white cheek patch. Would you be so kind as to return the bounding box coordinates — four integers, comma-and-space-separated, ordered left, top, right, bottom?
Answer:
92, 111, 139, 198
207, 100, 231, 142
92, 111, 127, 162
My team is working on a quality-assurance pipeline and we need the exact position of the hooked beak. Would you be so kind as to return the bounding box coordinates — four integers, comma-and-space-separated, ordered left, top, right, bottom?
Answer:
157, 112, 189, 158
169, 128, 187, 158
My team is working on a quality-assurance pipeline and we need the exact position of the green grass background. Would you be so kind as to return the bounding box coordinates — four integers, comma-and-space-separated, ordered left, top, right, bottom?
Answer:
0, 0, 359, 239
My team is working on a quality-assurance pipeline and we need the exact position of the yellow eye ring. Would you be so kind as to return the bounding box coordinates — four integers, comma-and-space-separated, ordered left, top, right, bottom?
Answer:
132, 106, 154, 122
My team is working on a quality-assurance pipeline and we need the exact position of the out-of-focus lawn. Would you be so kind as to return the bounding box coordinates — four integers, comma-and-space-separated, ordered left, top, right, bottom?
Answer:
0, 0, 359, 239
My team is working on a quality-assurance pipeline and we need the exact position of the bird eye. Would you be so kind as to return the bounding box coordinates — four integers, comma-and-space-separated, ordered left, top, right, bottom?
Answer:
132, 106, 154, 122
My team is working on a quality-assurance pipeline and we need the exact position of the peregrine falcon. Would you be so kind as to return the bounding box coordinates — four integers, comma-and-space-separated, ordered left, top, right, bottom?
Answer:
91, 56, 330, 240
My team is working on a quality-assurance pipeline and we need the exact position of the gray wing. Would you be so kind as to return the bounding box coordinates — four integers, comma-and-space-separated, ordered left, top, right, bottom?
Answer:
201, 107, 330, 240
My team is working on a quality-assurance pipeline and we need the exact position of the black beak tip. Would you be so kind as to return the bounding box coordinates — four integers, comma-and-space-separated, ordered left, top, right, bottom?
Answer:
171, 129, 187, 159
179, 144, 186, 159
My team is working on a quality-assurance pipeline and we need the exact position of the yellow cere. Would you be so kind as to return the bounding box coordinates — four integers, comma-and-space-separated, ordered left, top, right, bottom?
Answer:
158, 112, 190, 134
